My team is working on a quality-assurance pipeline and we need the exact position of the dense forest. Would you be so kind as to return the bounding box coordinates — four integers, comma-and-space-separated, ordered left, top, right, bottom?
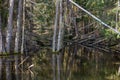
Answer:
0, 0, 120, 80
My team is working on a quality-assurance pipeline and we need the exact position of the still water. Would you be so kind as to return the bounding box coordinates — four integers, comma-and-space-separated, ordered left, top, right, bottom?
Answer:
0, 46, 120, 80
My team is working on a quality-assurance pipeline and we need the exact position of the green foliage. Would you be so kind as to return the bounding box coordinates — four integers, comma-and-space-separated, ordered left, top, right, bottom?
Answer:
33, 0, 55, 27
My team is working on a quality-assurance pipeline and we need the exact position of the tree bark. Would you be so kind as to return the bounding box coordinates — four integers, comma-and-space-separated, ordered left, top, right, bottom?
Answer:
69, 0, 120, 35
52, 0, 60, 80
56, 0, 64, 80
0, 14, 2, 53
21, 0, 26, 54
57, 0, 64, 51
14, 0, 23, 53
6, 0, 14, 53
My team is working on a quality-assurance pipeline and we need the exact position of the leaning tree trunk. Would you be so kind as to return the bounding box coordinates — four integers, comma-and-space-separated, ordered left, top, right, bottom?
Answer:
6, 0, 14, 53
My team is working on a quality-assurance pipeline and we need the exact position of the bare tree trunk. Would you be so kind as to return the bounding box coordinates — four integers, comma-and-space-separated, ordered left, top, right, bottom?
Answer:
56, 0, 64, 80
6, 0, 14, 53
14, 0, 22, 80
0, 14, 4, 80
52, 0, 60, 80
14, 0, 23, 53
21, 0, 26, 54
14, 1, 23, 79
52, 0, 59, 52
57, 0, 64, 51
5, 1, 14, 79
69, 0, 120, 35
20, 1, 26, 80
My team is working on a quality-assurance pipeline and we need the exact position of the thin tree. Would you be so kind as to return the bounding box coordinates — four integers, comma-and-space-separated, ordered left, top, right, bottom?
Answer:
21, 0, 25, 54
0, 12, 3, 80
14, 1, 22, 79
21, 0, 26, 80
14, 0, 23, 53
5, 0, 14, 80
52, 0, 60, 80
56, 0, 64, 80
6, 0, 14, 53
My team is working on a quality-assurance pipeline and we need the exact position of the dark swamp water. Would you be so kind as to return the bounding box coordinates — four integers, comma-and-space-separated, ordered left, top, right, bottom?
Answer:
0, 45, 120, 80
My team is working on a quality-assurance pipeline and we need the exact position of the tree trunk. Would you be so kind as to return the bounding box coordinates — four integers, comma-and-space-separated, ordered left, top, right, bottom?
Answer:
57, 0, 64, 51
56, 0, 64, 80
0, 14, 4, 80
52, 0, 59, 52
14, 0, 23, 53
52, 0, 60, 80
21, 0, 26, 54
0, 14, 2, 53
6, 0, 14, 53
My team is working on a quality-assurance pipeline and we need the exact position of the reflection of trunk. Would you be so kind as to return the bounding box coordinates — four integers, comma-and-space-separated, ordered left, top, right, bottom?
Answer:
52, 54, 56, 80
57, 0, 64, 51
118, 65, 120, 75
15, 55, 19, 80
57, 54, 61, 80
6, 60, 11, 80
0, 58, 2, 79
21, 56, 24, 80
26, 63, 30, 80
66, 44, 78, 80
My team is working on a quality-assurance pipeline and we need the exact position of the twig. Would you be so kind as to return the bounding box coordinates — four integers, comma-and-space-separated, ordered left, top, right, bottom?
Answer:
18, 56, 29, 66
